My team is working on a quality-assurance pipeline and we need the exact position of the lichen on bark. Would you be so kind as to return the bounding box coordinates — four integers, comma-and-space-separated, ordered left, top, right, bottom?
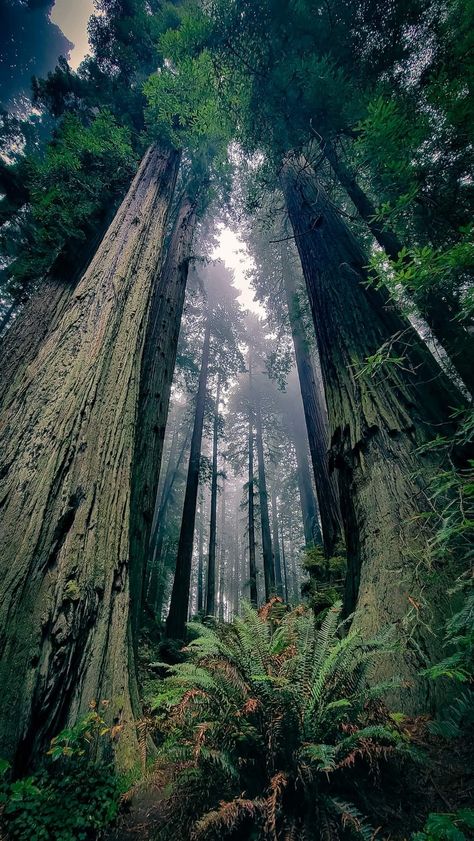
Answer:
0, 145, 179, 771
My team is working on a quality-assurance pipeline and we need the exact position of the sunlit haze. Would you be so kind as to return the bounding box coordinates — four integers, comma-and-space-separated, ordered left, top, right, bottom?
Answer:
212, 225, 264, 316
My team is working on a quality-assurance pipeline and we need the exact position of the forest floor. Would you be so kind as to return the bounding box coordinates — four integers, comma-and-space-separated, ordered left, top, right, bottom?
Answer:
105, 719, 474, 841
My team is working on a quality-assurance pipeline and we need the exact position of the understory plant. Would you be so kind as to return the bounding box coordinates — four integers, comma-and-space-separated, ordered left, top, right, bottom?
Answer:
0, 711, 120, 841
150, 601, 413, 840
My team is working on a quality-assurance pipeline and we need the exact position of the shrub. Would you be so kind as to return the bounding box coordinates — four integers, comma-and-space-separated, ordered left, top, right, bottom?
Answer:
150, 601, 412, 840
0, 712, 120, 841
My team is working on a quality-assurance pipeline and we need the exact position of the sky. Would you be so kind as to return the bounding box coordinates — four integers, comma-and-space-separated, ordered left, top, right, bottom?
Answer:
50, 0, 95, 69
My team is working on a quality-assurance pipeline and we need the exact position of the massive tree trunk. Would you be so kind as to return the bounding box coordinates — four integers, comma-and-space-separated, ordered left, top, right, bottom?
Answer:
320, 136, 474, 394
197, 491, 205, 614
254, 390, 275, 601
130, 188, 196, 631
166, 318, 211, 640
0, 145, 180, 771
206, 376, 220, 616
0, 220, 114, 409
281, 156, 464, 711
281, 246, 342, 555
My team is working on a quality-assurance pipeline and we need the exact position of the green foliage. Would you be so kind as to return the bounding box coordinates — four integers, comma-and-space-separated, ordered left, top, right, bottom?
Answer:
301, 544, 347, 615
413, 810, 474, 841
149, 602, 412, 839
3, 109, 136, 303
0, 713, 120, 841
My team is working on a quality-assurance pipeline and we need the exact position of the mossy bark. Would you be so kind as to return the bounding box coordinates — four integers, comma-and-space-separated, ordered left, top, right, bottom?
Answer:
281, 157, 464, 711
0, 210, 117, 409
321, 136, 474, 394
0, 145, 179, 771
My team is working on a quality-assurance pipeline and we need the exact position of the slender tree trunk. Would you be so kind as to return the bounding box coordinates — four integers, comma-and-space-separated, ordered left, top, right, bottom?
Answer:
166, 318, 211, 639
206, 376, 221, 615
292, 418, 323, 547
254, 391, 275, 600
281, 246, 342, 553
320, 136, 474, 393
271, 486, 283, 597
248, 362, 258, 606
218, 479, 226, 620
0, 145, 180, 770
279, 516, 289, 603
281, 156, 464, 710
146, 426, 189, 617
130, 189, 197, 631
197, 491, 205, 614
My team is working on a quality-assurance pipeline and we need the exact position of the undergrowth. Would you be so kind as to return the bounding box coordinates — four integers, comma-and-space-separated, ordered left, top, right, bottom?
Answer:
0, 711, 120, 841
146, 600, 415, 840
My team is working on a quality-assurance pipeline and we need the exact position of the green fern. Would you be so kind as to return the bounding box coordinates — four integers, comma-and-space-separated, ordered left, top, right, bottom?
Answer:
150, 602, 411, 840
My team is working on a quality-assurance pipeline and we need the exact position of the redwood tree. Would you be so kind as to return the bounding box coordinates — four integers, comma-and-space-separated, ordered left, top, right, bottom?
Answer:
0, 145, 179, 770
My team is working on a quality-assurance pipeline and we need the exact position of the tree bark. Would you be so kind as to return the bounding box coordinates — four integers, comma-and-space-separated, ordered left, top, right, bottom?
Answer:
0, 219, 114, 409
281, 156, 464, 710
130, 189, 197, 631
281, 246, 342, 554
0, 145, 180, 771
293, 427, 322, 548
271, 486, 283, 598
248, 360, 258, 606
166, 318, 211, 640
254, 389, 275, 601
206, 376, 220, 616
145, 425, 189, 617
321, 136, 474, 394
197, 492, 205, 614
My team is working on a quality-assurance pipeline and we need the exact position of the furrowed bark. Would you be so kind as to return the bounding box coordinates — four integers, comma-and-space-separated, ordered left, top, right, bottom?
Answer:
321, 136, 474, 394
166, 318, 211, 640
130, 186, 198, 632
0, 219, 115, 409
281, 156, 464, 710
0, 144, 179, 771
281, 246, 342, 554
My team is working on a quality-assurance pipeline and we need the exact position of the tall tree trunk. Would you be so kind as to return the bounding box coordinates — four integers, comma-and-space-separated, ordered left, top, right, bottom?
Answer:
0, 145, 180, 770
279, 516, 289, 603
130, 189, 197, 631
254, 391, 275, 601
166, 318, 211, 640
281, 246, 342, 553
206, 376, 220, 616
271, 486, 283, 598
292, 416, 323, 547
146, 425, 189, 617
197, 491, 205, 614
248, 361, 258, 606
218, 479, 226, 620
281, 156, 464, 710
320, 136, 474, 393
